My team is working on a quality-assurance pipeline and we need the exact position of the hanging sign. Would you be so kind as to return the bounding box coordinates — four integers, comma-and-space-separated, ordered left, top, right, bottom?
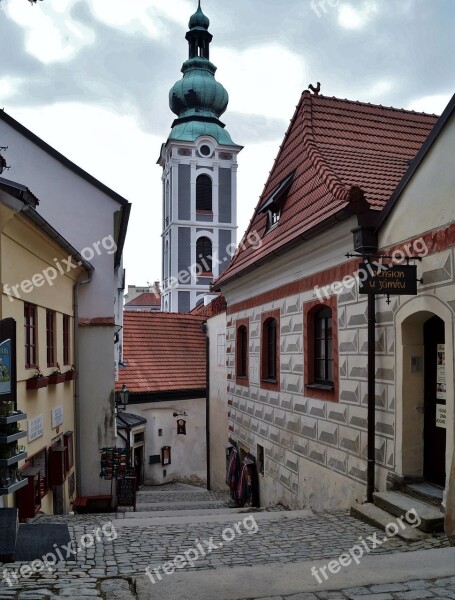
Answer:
359, 263, 417, 295
177, 419, 186, 435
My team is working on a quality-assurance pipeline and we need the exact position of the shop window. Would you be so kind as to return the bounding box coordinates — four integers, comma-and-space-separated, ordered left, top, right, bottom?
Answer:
63, 315, 70, 365
64, 431, 74, 471
22, 448, 48, 499
304, 298, 339, 402
257, 444, 264, 476
235, 319, 249, 385
260, 310, 280, 390
24, 303, 37, 368
46, 310, 56, 367
196, 237, 212, 274
196, 174, 212, 212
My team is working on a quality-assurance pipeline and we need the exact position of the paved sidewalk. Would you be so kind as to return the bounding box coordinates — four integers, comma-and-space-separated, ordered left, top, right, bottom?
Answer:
0, 484, 452, 599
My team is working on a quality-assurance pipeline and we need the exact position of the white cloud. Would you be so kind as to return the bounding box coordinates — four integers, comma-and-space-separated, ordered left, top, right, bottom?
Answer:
214, 44, 306, 120
408, 94, 451, 115
4, 0, 95, 63
338, 1, 379, 30
0, 77, 22, 101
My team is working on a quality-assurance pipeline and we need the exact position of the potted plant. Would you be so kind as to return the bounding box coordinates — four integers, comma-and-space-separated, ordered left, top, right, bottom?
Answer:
26, 366, 49, 390
48, 363, 66, 385
64, 365, 78, 381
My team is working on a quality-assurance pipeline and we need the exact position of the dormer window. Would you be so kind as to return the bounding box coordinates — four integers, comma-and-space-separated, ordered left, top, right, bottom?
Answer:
268, 208, 280, 229
259, 171, 294, 234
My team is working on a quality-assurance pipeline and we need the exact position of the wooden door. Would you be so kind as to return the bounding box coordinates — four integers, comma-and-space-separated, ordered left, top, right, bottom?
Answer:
423, 316, 446, 486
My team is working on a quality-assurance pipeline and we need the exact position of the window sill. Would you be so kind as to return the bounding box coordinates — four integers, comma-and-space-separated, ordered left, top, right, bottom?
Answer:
261, 378, 277, 384
305, 382, 335, 391
198, 273, 213, 278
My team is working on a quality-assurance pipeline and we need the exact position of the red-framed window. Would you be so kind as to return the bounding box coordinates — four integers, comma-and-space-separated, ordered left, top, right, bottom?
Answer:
46, 310, 56, 367
260, 309, 280, 391
235, 319, 249, 386
63, 315, 70, 365
304, 296, 339, 402
24, 303, 37, 368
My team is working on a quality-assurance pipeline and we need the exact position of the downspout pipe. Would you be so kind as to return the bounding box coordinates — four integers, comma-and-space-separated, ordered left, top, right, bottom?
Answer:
201, 321, 210, 490
73, 272, 93, 497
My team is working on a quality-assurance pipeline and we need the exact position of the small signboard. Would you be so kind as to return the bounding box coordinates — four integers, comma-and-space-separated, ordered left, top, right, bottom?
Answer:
116, 476, 136, 511
28, 415, 44, 442
51, 405, 64, 429
359, 263, 417, 295
436, 404, 447, 429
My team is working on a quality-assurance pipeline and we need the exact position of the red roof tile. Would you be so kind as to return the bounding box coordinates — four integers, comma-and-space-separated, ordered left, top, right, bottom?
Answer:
117, 312, 206, 393
125, 292, 161, 307
190, 294, 227, 318
216, 92, 438, 286
79, 317, 115, 326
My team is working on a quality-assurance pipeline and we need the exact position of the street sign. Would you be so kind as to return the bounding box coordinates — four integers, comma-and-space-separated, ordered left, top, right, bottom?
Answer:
359, 263, 418, 295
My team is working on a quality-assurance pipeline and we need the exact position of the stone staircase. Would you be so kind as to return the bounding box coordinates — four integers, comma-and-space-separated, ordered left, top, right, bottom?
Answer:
351, 483, 445, 541
118, 482, 251, 518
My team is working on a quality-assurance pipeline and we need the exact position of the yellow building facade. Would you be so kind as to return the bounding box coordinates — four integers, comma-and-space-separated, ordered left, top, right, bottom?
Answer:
0, 179, 91, 518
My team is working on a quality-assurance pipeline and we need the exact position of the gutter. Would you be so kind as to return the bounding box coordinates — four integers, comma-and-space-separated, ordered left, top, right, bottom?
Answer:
115, 203, 132, 269
73, 272, 93, 496
213, 204, 355, 291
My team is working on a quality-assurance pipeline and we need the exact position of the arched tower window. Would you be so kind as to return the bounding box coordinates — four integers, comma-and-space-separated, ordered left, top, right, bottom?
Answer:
196, 174, 212, 212
196, 237, 212, 274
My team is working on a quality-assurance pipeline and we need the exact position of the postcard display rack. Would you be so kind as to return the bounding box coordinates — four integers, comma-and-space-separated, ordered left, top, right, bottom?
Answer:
99, 447, 127, 480
0, 405, 28, 495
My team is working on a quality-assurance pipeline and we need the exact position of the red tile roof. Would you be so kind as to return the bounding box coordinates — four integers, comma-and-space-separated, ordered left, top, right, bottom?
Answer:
190, 294, 227, 318
125, 292, 161, 307
117, 312, 206, 393
79, 317, 115, 326
216, 92, 438, 286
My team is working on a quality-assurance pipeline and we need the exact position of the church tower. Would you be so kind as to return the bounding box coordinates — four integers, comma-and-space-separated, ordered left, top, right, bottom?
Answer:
159, 1, 242, 313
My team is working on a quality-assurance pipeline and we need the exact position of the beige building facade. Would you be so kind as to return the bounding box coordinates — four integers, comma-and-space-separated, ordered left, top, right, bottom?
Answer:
0, 178, 90, 517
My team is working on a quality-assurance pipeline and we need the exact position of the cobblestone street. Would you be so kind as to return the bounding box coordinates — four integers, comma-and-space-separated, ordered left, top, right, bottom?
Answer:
0, 484, 452, 599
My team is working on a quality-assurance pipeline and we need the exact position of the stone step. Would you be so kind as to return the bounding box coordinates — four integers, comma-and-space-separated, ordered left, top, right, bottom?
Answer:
134, 500, 229, 511
0, 507, 19, 562
403, 482, 444, 507
373, 491, 444, 533
350, 502, 428, 541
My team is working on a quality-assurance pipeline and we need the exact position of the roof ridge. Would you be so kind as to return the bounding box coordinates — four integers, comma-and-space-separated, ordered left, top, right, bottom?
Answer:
315, 94, 440, 117
301, 92, 351, 201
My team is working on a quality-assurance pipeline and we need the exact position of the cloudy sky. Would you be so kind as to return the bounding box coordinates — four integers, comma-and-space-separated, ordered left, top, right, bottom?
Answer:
0, 0, 453, 287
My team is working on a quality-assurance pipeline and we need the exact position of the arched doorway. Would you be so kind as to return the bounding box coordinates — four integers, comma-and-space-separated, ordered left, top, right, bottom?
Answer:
398, 300, 452, 490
